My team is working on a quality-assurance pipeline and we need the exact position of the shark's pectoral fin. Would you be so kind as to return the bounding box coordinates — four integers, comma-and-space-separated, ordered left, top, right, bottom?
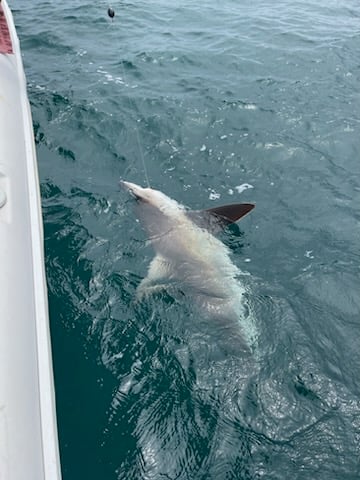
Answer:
187, 203, 255, 233
136, 254, 172, 301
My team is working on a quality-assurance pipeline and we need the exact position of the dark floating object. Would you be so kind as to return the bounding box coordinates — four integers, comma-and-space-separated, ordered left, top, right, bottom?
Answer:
107, 7, 115, 19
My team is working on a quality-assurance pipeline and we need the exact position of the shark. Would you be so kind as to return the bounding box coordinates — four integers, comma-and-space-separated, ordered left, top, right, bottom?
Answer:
121, 180, 256, 356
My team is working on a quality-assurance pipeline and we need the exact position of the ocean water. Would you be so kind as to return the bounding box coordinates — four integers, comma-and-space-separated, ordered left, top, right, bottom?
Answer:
11, 0, 360, 478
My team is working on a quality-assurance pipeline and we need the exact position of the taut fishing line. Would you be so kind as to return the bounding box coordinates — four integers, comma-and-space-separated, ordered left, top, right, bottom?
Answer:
108, 5, 151, 187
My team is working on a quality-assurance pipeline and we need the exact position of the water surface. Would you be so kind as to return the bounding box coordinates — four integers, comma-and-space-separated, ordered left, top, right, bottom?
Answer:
11, 0, 360, 478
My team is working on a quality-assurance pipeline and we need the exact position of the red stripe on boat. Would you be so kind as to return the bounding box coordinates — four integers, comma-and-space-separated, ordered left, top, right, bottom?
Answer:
0, 3, 13, 54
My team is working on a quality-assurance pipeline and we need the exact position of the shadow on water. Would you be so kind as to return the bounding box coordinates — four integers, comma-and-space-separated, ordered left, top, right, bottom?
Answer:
42, 182, 117, 479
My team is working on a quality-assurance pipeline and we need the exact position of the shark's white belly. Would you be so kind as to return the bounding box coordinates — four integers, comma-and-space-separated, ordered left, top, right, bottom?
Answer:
150, 213, 244, 301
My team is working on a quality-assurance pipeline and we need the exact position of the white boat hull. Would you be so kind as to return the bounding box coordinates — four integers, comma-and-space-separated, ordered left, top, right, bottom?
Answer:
0, 1, 62, 478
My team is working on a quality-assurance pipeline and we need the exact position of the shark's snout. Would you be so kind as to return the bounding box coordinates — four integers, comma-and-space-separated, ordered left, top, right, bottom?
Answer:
119, 180, 135, 192
120, 180, 149, 202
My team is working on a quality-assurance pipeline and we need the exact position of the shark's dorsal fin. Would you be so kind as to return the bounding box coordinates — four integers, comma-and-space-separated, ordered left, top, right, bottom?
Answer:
206, 203, 255, 224
187, 203, 255, 233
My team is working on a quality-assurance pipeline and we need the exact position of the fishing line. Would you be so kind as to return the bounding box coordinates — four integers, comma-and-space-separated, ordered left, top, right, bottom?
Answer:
120, 53, 151, 188
108, 5, 151, 187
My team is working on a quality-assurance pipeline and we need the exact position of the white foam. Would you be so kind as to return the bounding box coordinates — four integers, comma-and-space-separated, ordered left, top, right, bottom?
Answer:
243, 103, 257, 110
235, 183, 254, 194
209, 191, 221, 200
264, 142, 283, 149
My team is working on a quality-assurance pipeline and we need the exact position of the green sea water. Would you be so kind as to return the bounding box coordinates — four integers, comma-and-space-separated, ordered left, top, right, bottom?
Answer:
11, 0, 360, 478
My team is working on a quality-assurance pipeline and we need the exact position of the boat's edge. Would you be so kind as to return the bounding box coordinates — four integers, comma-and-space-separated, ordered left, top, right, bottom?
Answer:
1, 1, 62, 478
